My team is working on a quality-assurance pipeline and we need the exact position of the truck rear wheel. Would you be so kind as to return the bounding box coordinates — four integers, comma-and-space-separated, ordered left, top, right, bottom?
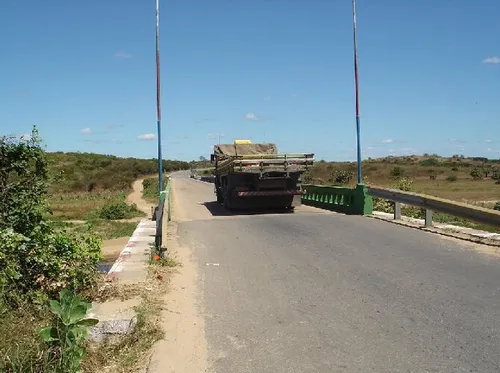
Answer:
216, 190, 223, 203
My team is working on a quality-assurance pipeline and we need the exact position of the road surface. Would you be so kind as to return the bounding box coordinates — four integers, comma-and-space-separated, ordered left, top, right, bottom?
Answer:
167, 174, 500, 373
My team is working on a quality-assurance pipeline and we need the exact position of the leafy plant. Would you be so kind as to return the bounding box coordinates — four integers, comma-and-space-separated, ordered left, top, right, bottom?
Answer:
98, 200, 143, 220
492, 169, 500, 184
494, 202, 500, 211
390, 166, 406, 179
428, 169, 437, 180
446, 174, 458, 182
470, 167, 484, 180
40, 289, 99, 373
329, 169, 353, 185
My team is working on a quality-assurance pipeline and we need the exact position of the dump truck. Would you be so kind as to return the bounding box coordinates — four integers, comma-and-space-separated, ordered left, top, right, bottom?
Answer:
210, 140, 314, 211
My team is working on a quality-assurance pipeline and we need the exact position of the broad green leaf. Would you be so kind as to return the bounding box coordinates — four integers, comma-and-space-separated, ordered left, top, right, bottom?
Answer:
49, 299, 63, 317
39, 327, 59, 342
77, 318, 99, 327
69, 304, 87, 325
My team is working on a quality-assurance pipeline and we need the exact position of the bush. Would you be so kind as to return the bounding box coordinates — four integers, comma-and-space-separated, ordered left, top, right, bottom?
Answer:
428, 169, 437, 180
470, 167, 484, 180
98, 200, 142, 220
494, 202, 500, 211
0, 227, 102, 305
492, 169, 500, 184
329, 169, 353, 185
0, 127, 102, 305
446, 174, 458, 182
394, 177, 413, 192
390, 166, 406, 179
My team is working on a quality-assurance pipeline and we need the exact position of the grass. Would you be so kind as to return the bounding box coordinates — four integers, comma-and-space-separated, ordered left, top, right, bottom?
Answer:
48, 191, 145, 221
142, 176, 167, 203
49, 219, 138, 240
0, 303, 54, 373
1, 257, 177, 373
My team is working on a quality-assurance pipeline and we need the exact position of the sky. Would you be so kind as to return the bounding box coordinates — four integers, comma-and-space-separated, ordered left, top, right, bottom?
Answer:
1, 0, 499, 162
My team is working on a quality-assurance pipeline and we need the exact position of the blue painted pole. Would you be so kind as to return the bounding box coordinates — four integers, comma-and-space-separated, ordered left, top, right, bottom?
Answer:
352, 0, 363, 184
155, 0, 163, 194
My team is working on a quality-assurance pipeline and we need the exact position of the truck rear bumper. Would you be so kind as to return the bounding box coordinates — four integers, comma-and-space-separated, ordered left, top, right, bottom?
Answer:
236, 190, 306, 197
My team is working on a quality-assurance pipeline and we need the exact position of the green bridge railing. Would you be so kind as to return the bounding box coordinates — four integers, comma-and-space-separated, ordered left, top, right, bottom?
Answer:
301, 184, 373, 215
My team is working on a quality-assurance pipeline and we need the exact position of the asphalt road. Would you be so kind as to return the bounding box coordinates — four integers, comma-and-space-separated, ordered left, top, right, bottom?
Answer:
171, 174, 500, 373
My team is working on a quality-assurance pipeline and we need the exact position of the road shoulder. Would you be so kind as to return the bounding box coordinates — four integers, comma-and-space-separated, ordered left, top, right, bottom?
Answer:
145, 180, 208, 373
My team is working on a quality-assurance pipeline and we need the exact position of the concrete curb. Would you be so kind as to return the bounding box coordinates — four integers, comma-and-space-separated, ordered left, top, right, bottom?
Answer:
106, 218, 156, 282
368, 211, 500, 248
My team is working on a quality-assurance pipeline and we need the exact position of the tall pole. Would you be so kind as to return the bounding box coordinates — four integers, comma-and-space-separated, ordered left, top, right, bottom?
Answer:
156, 0, 163, 194
352, 0, 362, 184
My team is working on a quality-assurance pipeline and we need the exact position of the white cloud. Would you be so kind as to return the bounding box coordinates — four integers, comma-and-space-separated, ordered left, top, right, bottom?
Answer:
114, 51, 132, 59
482, 57, 500, 64
244, 113, 261, 121
381, 139, 395, 144
81, 127, 92, 135
137, 133, 156, 140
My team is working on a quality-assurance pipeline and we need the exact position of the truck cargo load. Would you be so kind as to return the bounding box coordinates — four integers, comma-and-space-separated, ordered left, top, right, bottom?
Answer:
211, 141, 314, 211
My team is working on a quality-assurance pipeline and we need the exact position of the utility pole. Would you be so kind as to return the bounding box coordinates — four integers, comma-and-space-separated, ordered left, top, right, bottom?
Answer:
155, 0, 163, 194
352, 0, 363, 184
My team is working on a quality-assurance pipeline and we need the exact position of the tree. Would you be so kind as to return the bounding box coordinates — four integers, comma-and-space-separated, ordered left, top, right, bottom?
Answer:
428, 169, 437, 180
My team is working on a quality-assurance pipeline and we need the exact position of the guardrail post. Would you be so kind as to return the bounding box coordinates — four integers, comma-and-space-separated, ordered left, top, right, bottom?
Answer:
425, 209, 433, 227
354, 184, 373, 215
394, 202, 401, 220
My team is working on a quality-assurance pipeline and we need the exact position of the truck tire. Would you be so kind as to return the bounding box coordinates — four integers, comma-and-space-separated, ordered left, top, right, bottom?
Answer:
216, 190, 223, 203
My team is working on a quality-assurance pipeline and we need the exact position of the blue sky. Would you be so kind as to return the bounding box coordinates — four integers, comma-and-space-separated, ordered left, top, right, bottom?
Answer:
1, 0, 499, 161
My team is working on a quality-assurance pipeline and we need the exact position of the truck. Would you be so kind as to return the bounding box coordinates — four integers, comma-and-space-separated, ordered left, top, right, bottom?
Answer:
210, 140, 314, 211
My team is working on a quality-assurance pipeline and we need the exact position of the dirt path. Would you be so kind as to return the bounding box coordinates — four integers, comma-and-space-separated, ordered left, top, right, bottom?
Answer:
127, 178, 154, 217
100, 179, 152, 259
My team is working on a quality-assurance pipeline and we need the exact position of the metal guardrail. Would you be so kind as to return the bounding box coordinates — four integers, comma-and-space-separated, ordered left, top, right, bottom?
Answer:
367, 186, 500, 228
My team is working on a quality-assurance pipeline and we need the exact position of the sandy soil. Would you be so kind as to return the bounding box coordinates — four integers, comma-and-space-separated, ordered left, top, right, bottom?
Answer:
100, 179, 151, 260
146, 178, 209, 373
127, 178, 154, 216
100, 237, 130, 262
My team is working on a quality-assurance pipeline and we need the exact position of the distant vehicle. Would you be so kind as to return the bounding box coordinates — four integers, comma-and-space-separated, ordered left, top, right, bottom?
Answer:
210, 140, 314, 211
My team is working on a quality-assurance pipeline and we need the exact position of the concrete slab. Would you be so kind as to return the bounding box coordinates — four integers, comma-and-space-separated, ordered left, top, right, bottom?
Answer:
106, 219, 155, 284
88, 298, 141, 343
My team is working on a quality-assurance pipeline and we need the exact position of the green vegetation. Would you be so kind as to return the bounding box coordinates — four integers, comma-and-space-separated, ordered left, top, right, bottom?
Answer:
142, 176, 167, 203
48, 152, 188, 193
39, 289, 99, 373
0, 128, 103, 372
1, 128, 180, 372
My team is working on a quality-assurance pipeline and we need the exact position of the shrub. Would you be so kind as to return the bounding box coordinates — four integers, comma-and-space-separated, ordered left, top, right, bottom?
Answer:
428, 169, 437, 180
329, 169, 353, 185
419, 158, 440, 167
0, 227, 102, 305
494, 202, 500, 211
394, 177, 413, 192
0, 127, 102, 305
98, 200, 142, 220
390, 166, 406, 179
446, 174, 458, 182
492, 169, 500, 184
470, 167, 484, 180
